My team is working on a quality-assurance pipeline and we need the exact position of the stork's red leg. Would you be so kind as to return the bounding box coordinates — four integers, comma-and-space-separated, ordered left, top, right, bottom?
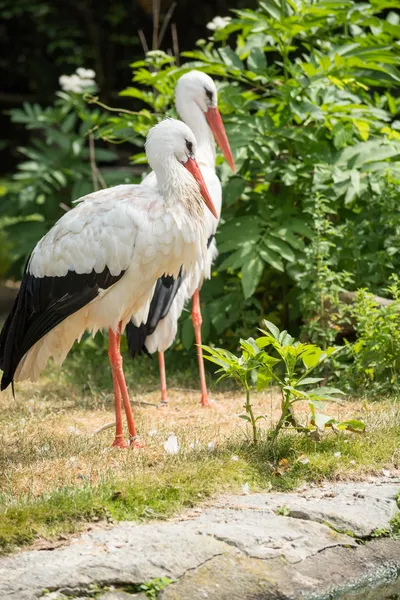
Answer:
158, 351, 168, 404
110, 368, 127, 448
108, 323, 142, 448
191, 289, 210, 407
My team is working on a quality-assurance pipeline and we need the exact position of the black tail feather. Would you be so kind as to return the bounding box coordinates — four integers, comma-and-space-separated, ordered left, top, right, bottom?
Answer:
126, 269, 183, 359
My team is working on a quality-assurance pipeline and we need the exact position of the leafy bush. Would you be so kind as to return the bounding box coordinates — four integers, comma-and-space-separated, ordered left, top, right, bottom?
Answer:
89, 0, 400, 349
203, 320, 365, 444
0, 71, 124, 276
350, 277, 400, 392
2, 0, 400, 389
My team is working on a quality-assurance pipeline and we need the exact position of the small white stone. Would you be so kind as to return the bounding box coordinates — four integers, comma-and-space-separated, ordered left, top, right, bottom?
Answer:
242, 483, 250, 495
207, 442, 216, 452
164, 435, 179, 455
231, 455, 239, 462
334, 452, 341, 458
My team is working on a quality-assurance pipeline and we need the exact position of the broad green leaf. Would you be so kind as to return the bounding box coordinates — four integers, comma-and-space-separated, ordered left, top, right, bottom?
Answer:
302, 348, 323, 369
181, 318, 194, 350
257, 370, 273, 391
258, 245, 284, 272
354, 120, 370, 141
247, 47, 267, 72
241, 254, 264, 299
218, 47, 244, 70
240, 337, 261, 357
336, 419, 366, 433
263, 236, 296, 262
313, 412, 334, 430
224, 177, 247, 206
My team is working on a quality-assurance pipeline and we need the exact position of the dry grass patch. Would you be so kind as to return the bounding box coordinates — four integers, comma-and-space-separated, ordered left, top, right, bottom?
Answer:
0, 359, 399, 554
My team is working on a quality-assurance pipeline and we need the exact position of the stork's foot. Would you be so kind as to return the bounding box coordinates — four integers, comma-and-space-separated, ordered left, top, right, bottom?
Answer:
111, 436, 129, 449
200, 394, 211, 408
160, 399, 168, 406
129, 437, 145, 449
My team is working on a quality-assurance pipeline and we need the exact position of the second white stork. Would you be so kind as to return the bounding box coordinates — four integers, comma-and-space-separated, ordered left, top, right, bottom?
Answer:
125, 71, 235, 406
0, 118, 217, 447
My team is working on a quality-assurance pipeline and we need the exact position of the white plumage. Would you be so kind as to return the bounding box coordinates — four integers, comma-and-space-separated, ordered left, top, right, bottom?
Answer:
126, 71, 235, 404
0, 118, 217, 445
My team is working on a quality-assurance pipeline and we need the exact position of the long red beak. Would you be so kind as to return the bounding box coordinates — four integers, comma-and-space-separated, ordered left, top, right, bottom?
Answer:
184, 157, 218, 219
205, 107, 236, 173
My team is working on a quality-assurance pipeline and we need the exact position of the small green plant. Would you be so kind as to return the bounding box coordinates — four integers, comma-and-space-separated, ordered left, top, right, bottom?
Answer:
203, 320, 365, 444
350, 276, 400, 392
139, 577, 176, 599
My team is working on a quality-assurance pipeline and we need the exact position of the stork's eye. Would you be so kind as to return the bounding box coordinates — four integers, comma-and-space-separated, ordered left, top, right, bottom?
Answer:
205, 88, 213, 102
185, 139, 193, 153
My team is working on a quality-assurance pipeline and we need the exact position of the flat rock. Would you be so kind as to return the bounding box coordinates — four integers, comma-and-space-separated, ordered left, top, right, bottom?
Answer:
0, 480, 398, 599
161, 538, 400, 600
186, 507, 356, 562
0, 522, 227, 599
219, 481, 399, 537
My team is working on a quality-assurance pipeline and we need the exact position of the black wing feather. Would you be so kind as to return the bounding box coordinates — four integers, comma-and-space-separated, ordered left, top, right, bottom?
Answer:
126, 234, 215, 360
126, 269, 183, 358
0, 265, 125, 391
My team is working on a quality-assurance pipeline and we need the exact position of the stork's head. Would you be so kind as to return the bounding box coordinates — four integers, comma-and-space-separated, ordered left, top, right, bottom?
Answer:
175, 70, 235, 173
145, 118, 218, 219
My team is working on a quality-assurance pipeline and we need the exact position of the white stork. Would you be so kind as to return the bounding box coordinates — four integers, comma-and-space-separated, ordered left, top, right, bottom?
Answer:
125, 70, 235, 407
0, 118, 217, 447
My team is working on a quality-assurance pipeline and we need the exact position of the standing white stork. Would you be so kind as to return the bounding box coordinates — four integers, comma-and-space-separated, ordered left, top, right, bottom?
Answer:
125, 71, 235, 407
0, 118, 217, 447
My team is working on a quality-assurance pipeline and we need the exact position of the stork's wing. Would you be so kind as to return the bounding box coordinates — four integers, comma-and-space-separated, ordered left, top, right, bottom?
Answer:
0, 184, 170, 390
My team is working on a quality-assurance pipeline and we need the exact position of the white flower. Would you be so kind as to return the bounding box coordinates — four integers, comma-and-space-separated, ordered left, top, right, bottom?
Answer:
164, 434, 179, 455
231, 455, 239, 462
242, 483, 250, 495
59, 70, 96, 94
76, 67, 96, 79
350, 460, 356, 465
334, 452, 341, 458
207, 442, 216, 452
206, 16, 232, 31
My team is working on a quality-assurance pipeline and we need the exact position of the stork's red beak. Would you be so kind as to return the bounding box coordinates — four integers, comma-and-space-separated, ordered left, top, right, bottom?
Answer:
205, 107, 236, 173
184, 157, 218, 219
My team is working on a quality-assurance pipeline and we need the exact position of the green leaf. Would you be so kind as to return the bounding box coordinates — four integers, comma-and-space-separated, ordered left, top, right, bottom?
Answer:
296, 377, 324, 386
257, 370, 273, 391
223, 177, 246, 206
247, 48, 267, 72
241, 254, 264, 299
262, 320, 280, 341
302, 348, 324, 369
313, 412, 334, 430
181, 318, 194, 350
239, 414, 251, 422
218, 47, 244, 70
258, 245, 284, 272
336, 419, 366, 433
263, 236, 296, 262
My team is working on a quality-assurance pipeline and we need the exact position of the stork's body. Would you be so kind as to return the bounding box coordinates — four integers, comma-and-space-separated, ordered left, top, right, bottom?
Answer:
0, 119, 217, 446
126, 71, 234, 406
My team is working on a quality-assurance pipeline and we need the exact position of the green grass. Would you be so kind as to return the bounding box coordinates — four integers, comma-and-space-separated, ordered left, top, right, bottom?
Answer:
1, 342, 399, 555
1, 413, 399, 554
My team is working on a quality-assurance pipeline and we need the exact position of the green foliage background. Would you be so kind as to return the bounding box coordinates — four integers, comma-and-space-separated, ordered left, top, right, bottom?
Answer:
2, 0, 400, 390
